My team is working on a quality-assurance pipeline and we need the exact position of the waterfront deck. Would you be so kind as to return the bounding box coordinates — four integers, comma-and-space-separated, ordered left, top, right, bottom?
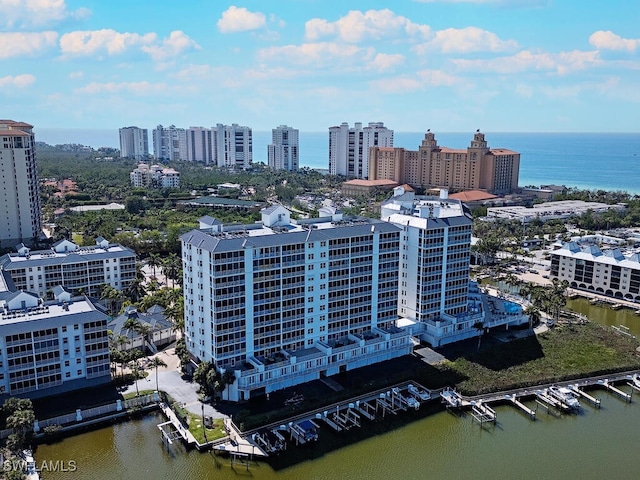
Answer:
156, 369, 640, 461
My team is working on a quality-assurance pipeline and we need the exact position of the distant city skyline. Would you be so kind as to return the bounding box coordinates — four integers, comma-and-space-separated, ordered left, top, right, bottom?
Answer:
3, 1, 639, 132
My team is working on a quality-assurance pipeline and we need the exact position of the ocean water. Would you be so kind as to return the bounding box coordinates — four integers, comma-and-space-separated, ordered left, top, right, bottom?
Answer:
35, 129, 640, 194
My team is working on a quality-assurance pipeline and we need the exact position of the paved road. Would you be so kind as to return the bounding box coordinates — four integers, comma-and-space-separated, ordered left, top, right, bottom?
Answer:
121, 348, 227, 419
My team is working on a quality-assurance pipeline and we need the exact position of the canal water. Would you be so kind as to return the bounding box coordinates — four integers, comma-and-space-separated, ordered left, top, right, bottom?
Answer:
36, 300, 640, 479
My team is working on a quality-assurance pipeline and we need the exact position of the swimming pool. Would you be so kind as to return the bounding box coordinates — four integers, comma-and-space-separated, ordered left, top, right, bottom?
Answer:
503, 301, 522, 314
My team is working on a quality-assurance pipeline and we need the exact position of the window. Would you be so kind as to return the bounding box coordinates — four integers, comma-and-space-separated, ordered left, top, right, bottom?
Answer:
76, 358, 81, 364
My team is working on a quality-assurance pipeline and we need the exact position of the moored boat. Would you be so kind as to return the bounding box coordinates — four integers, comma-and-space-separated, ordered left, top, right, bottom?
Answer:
547, 386, 581, 410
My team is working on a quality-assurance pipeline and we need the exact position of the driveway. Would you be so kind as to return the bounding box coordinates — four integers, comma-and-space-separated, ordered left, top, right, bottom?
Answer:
121, 348, 227, 419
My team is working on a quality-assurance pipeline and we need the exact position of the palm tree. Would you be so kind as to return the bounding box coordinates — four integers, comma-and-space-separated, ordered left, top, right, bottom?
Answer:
126, 276, 147, 303
221, 369, 236, 401
124, 318, 154, 354
128, 349, 144, 396
149, 356, 168, 392
162, 253, 181, 288
524, 304, 540, 329
473, 321, 485, 351
164, 296, 184, 335
148, 253, 161, 278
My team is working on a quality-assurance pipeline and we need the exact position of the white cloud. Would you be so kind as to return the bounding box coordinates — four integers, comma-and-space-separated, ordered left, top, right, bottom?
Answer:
74, 81, 168, 96
416, 27, 518, 54
0, 32, 58, 59
453, 49, 601, 74
217, 6, 266, 33
370, 53, 405, 72
0, 74, 36, 88
60, 29, 157, 56
141, 31, 200, 61
257, 42, 374, 67
589, 31, 640, 53
68, 71, 83, 79
370, 69, 460, 93
305, 9, 431, 43
0, 0, 90, 28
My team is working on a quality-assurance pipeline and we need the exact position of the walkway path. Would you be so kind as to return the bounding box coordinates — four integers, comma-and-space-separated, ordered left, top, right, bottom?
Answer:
121, 348, 227, 419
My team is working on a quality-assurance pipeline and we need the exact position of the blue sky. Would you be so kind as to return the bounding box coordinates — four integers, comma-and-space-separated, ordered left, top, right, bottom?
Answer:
2, 0, 639, 133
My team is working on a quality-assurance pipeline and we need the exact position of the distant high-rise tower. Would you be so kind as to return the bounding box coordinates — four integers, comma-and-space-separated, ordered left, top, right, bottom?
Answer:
152, 125, 187, 161
213, 124, 252, 169
119, 126, 149, 160
186, 127, 213, 164
268, 125, 299, 171
0, 120, 42, 248
368, 130, 520, 194
329, 122, 393, 178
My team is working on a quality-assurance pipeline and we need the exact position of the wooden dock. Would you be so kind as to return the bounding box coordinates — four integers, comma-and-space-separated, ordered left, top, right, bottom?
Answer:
505, 394, 536, 420
568, 384, 601, 408
598, 379, 632, 402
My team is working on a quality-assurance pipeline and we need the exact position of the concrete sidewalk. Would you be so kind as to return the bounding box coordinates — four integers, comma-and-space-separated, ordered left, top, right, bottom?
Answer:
121, 349, 227, 419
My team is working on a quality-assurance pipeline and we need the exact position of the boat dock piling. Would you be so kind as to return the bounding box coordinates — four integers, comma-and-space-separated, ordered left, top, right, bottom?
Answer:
470, 400, 497, 425
157, 421, 183, 446
318, 412, 342, 432
355, 400, 376, 421
440, 388, 463, 409
535, 390, 566, 412
568, 385, 601, 408
375, 393, 397, 417
505, 394, 536, 420
598, 379, 632, 403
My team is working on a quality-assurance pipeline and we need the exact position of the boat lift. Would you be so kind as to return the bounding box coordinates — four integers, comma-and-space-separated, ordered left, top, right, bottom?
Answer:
470, 400, 497, 425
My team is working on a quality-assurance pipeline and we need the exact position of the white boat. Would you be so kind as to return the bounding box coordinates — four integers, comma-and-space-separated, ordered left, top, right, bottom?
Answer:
547, 386, 581, 410
408, 384, 431, 401
21, 450, 39, 480
632, 374, 640, 389
440, 388, 462, 408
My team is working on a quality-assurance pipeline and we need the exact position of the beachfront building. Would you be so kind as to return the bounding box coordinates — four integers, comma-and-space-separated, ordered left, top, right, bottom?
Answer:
181, 207, 410, 401
551, 242, 640, 302
268, 125, 299, 171
186, 126, 213, 164
214, 123, 252, 169
0, 120, 42, 249
369, 130, 520, 195
381, 187, 488, 346
329, 122, 393, 179
130, 163, 180, 188
119, 126, 149, 160
0, 237, 136, 299
0, 273, 110, 397
152, 125, 187, 161
486, 200, 626, 224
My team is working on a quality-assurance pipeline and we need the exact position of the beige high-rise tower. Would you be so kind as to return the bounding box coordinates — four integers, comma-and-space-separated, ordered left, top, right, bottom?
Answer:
369, 130, 520, 194
0, 120, 42, 248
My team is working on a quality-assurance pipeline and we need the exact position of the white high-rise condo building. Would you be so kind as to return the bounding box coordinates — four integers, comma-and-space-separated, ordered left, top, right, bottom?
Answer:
0, 273, 111, 397
268, 125, 299, 171
381, 187, 488, 347
186, 127, 213, 164
119, 126, 149, 160
213, 123, 252, 169
0, 120, 42, 249
329, 122, 393, 179
181, 206, 411, 401
0, 237, 136, 299
153, 125, 187, 161
130, 163, 180, 188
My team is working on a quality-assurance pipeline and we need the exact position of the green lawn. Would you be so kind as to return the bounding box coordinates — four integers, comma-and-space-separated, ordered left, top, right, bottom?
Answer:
186, 413, 226, 444
444, 322, 640, 395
